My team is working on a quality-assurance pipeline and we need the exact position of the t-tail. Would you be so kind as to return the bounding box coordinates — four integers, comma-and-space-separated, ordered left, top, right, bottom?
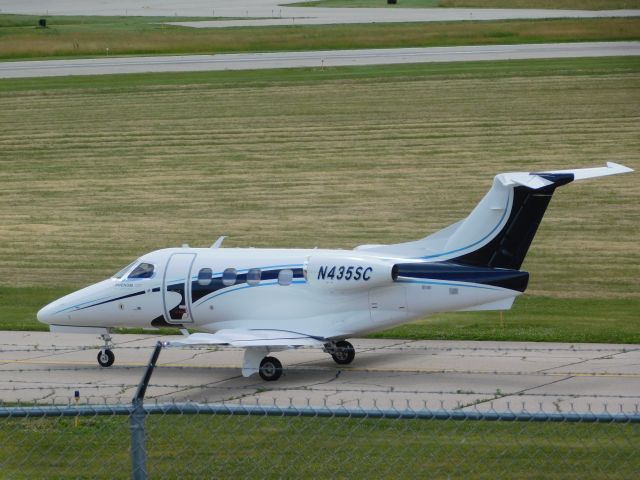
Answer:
356, 162, 633, 269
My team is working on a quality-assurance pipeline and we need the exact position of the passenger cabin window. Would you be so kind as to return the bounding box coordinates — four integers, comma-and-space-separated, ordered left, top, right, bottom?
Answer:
222, 268, 237, 286
128, 263, 155, 279
198, 268, 213, 286
278, 269, 293, 286
247, 268, 261, 286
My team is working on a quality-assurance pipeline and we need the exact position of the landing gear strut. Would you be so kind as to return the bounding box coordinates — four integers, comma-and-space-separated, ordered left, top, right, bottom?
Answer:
325, 340, 356, 365
97, 333, 115, 367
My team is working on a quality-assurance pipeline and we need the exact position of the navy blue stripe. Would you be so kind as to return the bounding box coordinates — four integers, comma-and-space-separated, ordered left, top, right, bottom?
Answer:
76, 290, 146, 311
191, 267, 304, 303
395, 262, 529, 292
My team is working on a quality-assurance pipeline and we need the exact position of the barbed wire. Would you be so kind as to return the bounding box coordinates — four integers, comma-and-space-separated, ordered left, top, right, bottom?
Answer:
1, 396, 640, 416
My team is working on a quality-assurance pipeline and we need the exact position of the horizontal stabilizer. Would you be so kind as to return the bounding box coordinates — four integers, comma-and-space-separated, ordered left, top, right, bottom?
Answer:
165, 329, 326, 348
495, 162, 632, 189
537, 162, 633, 181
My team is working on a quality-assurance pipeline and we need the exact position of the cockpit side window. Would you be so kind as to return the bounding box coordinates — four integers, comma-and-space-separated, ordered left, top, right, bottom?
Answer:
113, 261, 137, 279
128, 263, 155, 279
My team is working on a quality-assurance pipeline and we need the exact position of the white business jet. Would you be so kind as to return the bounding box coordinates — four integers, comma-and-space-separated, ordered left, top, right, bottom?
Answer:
37, 163, 632, 380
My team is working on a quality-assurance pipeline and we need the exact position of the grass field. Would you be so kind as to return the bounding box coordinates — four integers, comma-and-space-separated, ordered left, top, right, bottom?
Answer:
0, 413, 637, 478
1, 15, 639, 59
293, 0, 640, 9
0, 56, 638, 341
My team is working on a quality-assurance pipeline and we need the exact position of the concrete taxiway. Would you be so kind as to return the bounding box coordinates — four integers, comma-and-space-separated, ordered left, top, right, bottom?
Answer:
2, 42, 639, 79
1, 331, 638, 413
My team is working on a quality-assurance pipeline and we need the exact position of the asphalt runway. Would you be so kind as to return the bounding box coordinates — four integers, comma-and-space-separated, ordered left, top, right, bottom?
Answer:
2, 0, 639, 26
1, 332, 638, 413
2, 42, 639, 79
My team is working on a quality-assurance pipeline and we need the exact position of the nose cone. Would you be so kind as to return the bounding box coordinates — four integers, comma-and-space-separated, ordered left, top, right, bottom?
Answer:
37, 301, 60, 326
37, 279, 118, 329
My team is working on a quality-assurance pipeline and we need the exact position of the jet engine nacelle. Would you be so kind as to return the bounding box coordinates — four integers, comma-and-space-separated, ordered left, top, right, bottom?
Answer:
304, 255, 398, 292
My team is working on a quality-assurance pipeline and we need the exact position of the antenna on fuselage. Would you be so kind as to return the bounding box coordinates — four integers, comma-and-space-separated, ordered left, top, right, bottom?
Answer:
210, 236, 226, 249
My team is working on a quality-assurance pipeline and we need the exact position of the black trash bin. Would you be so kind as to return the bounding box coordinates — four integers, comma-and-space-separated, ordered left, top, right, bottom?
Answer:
38, 18, 47, 28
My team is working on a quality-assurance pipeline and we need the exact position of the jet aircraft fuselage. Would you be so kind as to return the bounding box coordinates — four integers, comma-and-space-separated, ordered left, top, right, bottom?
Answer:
38, 247, 527, 337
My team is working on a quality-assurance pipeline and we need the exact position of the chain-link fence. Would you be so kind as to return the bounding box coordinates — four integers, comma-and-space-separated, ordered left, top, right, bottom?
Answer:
2, 342, 639, 478
1, 399, 639, 479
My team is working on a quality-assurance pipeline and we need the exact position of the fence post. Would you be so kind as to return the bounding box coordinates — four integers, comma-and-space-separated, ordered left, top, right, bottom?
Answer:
130, 399, 148, 480
129, 341, 163, 480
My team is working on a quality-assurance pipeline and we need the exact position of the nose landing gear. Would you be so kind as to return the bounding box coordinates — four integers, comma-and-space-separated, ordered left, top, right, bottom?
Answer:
97, 333, 115, 367
97, 349, 115, 367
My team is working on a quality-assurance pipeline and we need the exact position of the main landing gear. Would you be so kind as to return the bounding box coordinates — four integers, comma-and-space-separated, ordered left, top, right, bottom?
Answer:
97, 333, 115, 367
324, 340, 356, 365
258, 356, 283, 382
253, 340, 356, 382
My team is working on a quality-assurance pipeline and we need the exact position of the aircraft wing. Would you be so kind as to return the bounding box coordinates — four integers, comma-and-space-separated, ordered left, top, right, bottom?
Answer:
165, 329, 326, 348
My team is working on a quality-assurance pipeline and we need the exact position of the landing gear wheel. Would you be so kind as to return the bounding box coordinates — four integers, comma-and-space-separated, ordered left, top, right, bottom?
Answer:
97, 349, 115, 367
259, 356, 283, 381
331, 340, 355, 365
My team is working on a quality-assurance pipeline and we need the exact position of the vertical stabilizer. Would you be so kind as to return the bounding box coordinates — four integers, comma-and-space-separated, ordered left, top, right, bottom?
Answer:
355, 163, 633, 268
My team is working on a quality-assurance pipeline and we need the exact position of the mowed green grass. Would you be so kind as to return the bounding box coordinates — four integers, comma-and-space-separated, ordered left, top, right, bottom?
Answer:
0, 414, 637, 479
375, 296, 640, 343
294, 0, 640, 9
0, 57, 638, 340
1, 15, 639, 59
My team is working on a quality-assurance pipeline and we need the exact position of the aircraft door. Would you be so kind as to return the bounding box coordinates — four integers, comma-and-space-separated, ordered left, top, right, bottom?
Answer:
163, 253, 196, 324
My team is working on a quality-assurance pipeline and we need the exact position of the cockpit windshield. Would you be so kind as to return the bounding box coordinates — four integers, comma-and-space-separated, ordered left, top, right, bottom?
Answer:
112, 261, 137, 280
128, 263, 155, 279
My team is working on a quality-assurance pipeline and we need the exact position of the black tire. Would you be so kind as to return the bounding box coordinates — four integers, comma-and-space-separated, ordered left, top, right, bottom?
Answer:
331, 340, 355, 365
97, 349, 115, 367
259, 356, 283, 381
